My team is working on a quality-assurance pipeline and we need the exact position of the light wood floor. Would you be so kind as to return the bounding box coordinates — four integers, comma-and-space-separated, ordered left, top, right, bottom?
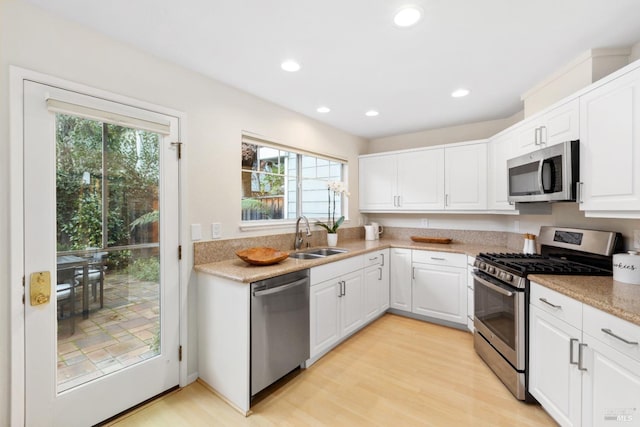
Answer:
107, 314, 556, 426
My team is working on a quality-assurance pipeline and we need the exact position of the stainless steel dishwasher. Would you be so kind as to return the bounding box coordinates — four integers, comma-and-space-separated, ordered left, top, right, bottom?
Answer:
251, 269, 310, 397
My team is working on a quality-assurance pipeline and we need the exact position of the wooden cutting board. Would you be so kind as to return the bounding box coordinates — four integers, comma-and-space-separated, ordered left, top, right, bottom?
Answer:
410, 236, 452, 244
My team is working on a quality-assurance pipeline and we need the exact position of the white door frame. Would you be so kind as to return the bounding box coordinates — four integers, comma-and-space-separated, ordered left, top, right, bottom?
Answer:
9, 66, 190, 426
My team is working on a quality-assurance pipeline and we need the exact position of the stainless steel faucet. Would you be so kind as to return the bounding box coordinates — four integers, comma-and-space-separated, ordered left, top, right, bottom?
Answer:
294, 216, 311, 250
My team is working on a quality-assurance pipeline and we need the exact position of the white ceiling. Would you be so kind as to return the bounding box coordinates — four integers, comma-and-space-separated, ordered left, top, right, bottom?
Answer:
24, 0, 640, 139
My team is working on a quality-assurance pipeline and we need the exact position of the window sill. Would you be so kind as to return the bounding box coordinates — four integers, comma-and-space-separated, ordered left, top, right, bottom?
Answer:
238, 219, 351, 232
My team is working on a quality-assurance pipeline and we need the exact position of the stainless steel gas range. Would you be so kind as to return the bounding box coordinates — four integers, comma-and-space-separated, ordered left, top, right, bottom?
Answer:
472, 226, 621, 401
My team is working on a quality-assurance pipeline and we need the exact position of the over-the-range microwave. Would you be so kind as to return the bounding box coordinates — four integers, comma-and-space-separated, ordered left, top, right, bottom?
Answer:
507, 140, 579, 203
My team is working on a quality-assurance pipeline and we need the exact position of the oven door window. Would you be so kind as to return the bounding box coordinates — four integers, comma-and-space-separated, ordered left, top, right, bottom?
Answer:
474, 275, 517, 351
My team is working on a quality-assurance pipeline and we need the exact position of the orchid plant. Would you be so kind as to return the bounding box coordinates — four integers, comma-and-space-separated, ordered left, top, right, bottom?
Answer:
317, 181, 350, 234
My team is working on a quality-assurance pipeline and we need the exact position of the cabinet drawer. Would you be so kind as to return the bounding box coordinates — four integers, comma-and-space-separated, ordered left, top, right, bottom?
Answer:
412, 250, 466, 268
530, 282, 582, 328
311, 255, 364, 285
583, 305, 640, 363
364, 250, 387, 268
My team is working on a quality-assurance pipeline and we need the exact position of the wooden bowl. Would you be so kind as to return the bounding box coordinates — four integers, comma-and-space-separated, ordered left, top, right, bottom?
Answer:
235, 247, 289, 266
410, 236, 452, 244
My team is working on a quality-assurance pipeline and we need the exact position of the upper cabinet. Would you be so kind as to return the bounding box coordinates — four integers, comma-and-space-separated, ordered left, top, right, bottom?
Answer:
444, 142, 487, 210
578, 65, 640, 217
487, 130, 517, 211
513, 98, 580, 157
359, 147, 444, 211
359, 141, 486, 213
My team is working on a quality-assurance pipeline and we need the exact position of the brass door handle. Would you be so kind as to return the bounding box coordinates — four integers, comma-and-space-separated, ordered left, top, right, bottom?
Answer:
30, 271, 51, 306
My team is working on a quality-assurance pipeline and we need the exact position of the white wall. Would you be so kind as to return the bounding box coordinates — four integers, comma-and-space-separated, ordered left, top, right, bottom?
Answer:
366, 113, 522, 153
0, 1, 366, 423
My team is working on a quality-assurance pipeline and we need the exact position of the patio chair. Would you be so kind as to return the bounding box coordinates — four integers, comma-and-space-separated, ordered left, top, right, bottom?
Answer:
76, 251, 107, 308
57, 266, 77, 334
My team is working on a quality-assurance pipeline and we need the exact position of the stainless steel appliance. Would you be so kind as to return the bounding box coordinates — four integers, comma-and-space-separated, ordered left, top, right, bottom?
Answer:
473, 226, 621, 401
251, 269, 310, 397
507, 140, 579, 203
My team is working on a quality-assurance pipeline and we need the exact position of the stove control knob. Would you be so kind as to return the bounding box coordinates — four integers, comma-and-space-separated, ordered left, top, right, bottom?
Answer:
479, 262, 487, 270
488, 266, 496, 274
504, 273, 513, 282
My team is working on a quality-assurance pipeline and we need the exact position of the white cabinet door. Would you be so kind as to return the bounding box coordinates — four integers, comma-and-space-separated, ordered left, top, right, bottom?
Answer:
340, 270, 365, 336
529, 305, 582, 427
390, 248, 412, 312
379, 251, 390, 311
515, 117, 542, 157
543, 98, 579, 146
466, 256, 475, 332
488, 132, 517, 211
582, 332, 640, 427
363, 265, 382, 322
514, 99, 580, 157
579, 67, 640, 214
359, 154, 397, 211
412, 264, 466, 324
444, 142, 487, 210
397, 148, 444, 210
310, 279, 341, 358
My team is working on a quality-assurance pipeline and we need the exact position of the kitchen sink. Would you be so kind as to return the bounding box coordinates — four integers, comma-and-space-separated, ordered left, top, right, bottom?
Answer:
289, 247, 348, 259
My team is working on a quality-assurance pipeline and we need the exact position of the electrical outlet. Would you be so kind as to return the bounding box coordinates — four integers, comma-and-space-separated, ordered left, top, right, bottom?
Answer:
211, 223, 221, 239
634, 230, 640, 248
190, 224, 202, 241
420, 218, 429, 228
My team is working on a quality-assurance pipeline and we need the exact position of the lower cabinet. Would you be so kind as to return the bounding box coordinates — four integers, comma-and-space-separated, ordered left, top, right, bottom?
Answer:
363, 249, 390, 322
411, 251, 467, 326
310, 251, 389, 362
466, 256, 475, 332
529, 281, 640, 427
310, 269, 364, 358
390, 248, 412, 311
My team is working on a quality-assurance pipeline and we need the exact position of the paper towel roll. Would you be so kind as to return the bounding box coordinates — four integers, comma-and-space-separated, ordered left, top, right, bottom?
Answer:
613, 251, 640, 285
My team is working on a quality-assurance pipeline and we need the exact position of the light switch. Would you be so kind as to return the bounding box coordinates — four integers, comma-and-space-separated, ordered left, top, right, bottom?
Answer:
211, 223, 221, 239
191, 224, 202, 241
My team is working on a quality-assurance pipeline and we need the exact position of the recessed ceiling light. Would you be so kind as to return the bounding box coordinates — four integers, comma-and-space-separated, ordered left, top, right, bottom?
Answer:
281, 60, 301, 72
394, 6, 422, 27
365, 110, 379, 117
451, 88, 471, 98
317, 106, 331, 113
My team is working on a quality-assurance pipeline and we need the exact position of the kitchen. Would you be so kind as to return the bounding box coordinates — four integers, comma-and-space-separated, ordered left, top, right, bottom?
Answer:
3, 0, 640, 426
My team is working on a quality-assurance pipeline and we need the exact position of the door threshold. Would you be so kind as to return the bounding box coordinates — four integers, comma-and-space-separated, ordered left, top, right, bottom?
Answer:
95, 385, 180, 426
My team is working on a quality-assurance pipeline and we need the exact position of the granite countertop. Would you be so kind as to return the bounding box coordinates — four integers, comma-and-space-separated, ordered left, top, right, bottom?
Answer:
194, 238, 508, 283
194, 237, 640, 327
529, 274, 640, 327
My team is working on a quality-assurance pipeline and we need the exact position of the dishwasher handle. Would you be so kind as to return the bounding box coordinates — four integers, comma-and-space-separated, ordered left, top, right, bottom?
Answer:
253, 277, 308, 297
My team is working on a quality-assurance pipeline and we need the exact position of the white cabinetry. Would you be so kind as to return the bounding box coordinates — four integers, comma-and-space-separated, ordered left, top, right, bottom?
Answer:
363, 249, 390, 322
529, 281, 640, 427
466, 256, 475, 332
310, 256, 364, 359
514, 98, 580, 157
359, 148, 443, 211
487, 130, 517, 211
389, 248, 412, 311
529, 284, 582, 427
411, 251, 467, 325
579, 66, 640, 216
359, 141, 487, 212
444, 142, 487, 210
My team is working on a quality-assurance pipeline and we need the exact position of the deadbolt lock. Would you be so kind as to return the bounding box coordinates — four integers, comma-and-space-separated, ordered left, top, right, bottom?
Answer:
30, 271, 51, 306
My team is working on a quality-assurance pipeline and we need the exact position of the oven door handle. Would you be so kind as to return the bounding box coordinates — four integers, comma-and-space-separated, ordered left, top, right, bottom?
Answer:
472, 273, 514, 297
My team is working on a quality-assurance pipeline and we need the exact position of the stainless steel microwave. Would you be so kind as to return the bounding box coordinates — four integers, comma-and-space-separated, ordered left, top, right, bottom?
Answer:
507, 140, 579, 203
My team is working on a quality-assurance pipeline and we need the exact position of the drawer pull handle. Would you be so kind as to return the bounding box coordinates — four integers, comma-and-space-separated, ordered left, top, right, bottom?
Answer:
578, 343, 588, 371
569, 338, 578, 365
369, 256, 379, 261
539, 298, 561, 309
601, 328, 639, 345
431, 257, 446, 261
